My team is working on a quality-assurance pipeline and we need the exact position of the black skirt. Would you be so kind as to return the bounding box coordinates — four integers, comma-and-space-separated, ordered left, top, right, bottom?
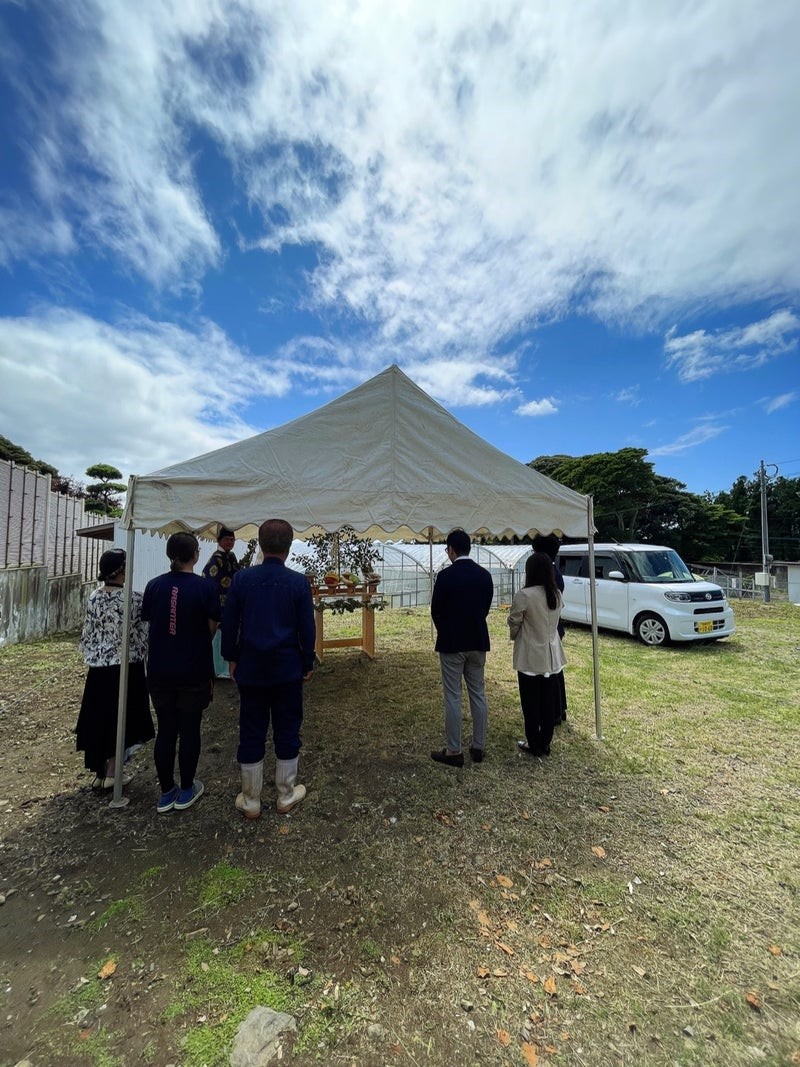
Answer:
517, 672, 562, 753
75, 663, 154, 775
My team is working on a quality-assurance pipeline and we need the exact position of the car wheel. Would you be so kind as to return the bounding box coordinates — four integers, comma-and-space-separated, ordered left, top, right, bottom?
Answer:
636, 612, 669, 646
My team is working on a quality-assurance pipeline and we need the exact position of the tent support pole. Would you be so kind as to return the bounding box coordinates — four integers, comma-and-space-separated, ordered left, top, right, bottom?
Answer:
428, 527, 436, 641
587, 497, 603, 740
110, 522, 136, 808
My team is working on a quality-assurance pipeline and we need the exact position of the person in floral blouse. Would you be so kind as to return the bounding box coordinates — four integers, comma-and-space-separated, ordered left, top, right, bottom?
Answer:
75, 548, 154, 790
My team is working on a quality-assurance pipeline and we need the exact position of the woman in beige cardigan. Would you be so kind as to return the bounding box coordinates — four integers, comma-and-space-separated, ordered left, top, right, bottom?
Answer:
507, 551, 566, 756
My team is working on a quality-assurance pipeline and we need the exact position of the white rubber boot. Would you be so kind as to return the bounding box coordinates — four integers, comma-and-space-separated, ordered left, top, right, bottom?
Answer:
275, 757, 306, 814
235, 761, 264, 820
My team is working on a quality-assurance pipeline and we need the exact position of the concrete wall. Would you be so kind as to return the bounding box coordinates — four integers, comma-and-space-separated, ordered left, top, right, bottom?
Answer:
48, 573, 87, 635
0, 566, 90, 647
0, 565, 48, 647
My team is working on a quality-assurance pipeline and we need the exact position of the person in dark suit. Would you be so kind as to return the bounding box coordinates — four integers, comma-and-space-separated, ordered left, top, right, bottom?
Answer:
532, 533, 567, 723
430, 528, 494, 767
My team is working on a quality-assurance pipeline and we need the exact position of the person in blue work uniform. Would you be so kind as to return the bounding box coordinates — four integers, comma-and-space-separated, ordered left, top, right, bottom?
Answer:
142, 532, 220, 813
202, 525, 239, 678
221, 518, 316, 819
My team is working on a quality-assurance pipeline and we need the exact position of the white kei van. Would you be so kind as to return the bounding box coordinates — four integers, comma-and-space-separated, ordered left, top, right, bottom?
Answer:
556, 543, 735, 646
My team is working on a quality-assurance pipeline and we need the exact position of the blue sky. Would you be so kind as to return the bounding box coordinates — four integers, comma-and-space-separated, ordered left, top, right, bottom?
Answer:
1, 0, 798, 496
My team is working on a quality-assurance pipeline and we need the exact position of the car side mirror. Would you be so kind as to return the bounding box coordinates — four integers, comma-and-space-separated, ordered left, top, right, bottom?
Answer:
608, 570, 626, 581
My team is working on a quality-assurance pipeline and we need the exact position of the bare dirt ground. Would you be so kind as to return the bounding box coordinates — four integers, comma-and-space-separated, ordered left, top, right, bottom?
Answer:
1, 605, 799, 1067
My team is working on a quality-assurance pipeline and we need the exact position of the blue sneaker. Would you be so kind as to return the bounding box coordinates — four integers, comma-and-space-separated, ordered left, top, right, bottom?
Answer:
157, 785, 180, 814
174, 780, 204, 811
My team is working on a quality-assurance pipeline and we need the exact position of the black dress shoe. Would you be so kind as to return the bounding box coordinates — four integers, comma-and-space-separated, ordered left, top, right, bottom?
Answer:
431, 749, 464, 767
469, 746, 484, 763
517, 740, 550, 757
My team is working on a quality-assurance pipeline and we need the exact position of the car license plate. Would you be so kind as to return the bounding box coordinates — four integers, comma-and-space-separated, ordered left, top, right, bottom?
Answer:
697, 621, 713, 634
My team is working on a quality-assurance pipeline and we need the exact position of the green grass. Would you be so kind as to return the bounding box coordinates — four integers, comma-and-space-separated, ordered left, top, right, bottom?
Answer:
86, 896, 144, 931
165, 935, 318, 1067
191, 860, 257, 912
3, 598, 799, 1066
84, 864, 167, 931
69, 1029, 124, 1067
40, 958, 124, 1066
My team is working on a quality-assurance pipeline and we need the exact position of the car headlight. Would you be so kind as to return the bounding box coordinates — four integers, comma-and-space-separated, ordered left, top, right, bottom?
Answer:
664, 591, 691, 602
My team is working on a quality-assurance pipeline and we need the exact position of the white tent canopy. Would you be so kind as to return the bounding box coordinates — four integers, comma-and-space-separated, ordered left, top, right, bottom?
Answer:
109, 365, 600, 807
121, 364, 589, 541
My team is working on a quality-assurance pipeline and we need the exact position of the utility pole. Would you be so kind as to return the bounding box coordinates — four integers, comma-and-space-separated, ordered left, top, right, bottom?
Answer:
759, 459, 774, 604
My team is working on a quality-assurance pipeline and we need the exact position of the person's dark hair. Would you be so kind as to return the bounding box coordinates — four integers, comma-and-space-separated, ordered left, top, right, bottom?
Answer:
259, 518, 293, 556
98, 548, 126, 582
218, 526, 235, 540
445, 528, 471, 557
524, 551, 559, 609
166, 532, 199, 571
532, 533, 561, 562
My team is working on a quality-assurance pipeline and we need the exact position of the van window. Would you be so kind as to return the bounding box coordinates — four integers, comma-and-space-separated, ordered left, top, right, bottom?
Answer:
620, 548, 693, 583
594, 554, 622, 580
559, 554, 583, 577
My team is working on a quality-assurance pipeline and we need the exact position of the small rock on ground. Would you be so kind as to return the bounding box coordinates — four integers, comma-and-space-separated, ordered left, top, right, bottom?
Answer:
230, 1006, 296, 1067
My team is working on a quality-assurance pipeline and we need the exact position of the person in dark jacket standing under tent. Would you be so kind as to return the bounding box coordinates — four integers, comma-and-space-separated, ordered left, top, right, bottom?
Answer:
202, 525, 239, 678
142, 532, 220, 814
430, 528, 494, 766
222, 518, 316, 820
532, 533, 568, 723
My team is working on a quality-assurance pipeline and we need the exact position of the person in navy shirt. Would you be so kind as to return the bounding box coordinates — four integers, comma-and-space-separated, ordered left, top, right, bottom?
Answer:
222, 518, 315, 819
141, 532, 220, 814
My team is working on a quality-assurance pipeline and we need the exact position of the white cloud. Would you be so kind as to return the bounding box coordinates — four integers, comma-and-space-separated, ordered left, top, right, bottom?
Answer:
516, 397, 558, 417
405, 357, 518, 407
649, 422, 728, 456
0, 203, 75, 267
4, 0, 800, 354
664, 309, 800, 382
0, 307, 526, 479
764, 391, 797, 414
4, 2, 221, 284
614, 386, 640, 405
0, 310, 290, 478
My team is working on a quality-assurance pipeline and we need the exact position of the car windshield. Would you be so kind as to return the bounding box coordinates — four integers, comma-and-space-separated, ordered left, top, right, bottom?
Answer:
619, 549, 695, 584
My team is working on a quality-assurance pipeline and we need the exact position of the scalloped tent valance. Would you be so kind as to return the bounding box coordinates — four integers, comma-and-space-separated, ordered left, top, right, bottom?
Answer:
122, 365, 591, 541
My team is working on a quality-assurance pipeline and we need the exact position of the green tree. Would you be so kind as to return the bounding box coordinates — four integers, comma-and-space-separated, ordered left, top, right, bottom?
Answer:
767, 476, 800, 560
713, 473, 800, 562
711, 475, 760, 561
529, 448, 745, 560
0, 434, 87, 497
0, 434, 57, 476
530, 448, 665, 540
85, 463, 127, 517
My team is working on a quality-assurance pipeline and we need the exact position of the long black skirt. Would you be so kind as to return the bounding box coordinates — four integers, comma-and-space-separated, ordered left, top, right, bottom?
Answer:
517, 672, 561, 755
75, 663, 154, 775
